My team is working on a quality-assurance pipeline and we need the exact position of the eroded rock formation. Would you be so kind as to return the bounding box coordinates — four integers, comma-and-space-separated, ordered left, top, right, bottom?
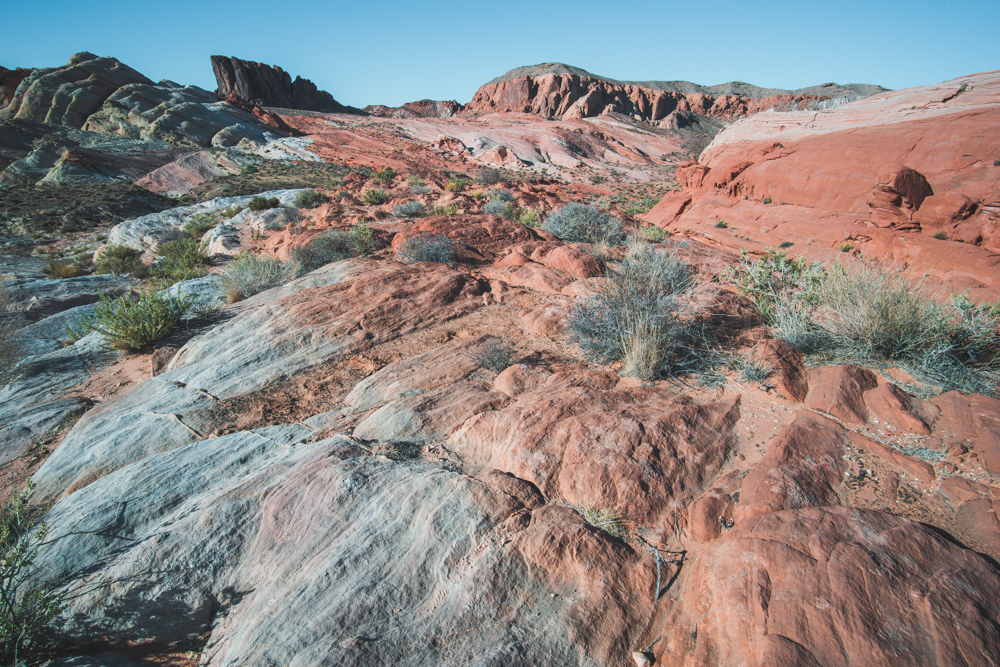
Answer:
211, 55, 360, 114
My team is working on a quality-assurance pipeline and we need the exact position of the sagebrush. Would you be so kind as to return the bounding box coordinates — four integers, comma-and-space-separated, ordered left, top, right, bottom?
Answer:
542, 203, 623, 245
396, 233, 455, 266
221, 254, 290, 302
88, 289, 191, 351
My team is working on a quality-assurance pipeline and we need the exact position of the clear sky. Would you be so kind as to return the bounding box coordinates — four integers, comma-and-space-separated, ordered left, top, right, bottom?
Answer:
6, 0, 998, 108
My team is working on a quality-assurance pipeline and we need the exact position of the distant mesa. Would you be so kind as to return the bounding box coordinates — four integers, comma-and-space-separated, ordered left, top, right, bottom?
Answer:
211, 55, 364, 115
468, 62, 888, 123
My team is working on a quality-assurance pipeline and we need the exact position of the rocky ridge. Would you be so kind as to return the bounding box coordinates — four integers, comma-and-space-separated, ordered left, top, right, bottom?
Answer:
211, 55, 362, 114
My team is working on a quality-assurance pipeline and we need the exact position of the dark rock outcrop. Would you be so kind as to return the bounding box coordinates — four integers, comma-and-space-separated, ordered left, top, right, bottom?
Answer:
211, 55, 361, 114
0, 66, 32, 108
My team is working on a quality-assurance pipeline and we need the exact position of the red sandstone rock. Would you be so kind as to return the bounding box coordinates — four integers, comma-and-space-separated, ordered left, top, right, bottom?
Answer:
658, 506, 1000, 667
805, 365, 879, 423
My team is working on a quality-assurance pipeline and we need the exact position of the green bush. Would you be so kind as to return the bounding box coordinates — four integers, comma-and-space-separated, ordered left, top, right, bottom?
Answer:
183, 213, 218, 237
396, 233, 455, 266
933, 231, 949, 240
296, 190, 329, 209
247, 196, 279, 211
483, 199, 522, 221
569, 248, 701, 380
731, 253, 1000, 395
475, 168, 503, 185
88, 289, 191, 351
95, 245, 142, 276
393, 201, 426, 218
642, 226, 669, 242
723, 248, 825, 326
472, 338, 514, 373
363, 189, 391, 205
292, 223, 379, 274
715, 220, 727, 228
374, 168, 397, 184
541, 203, 623, 245
42, 262, 85, 279
221, 254, 290, 303
220, 205, 244, 219
151, 237, 208, 285
0, 481, 65, 664
429, 204, 459, 216
444, 178, 469, 192
519, 208, 542, 228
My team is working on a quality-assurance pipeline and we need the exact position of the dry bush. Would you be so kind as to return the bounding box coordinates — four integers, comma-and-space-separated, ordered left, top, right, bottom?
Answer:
220, 254, 291, 303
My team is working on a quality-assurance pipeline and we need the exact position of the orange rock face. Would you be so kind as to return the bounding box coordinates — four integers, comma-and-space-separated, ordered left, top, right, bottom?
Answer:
646, 70, 1000, 301
467, 72, 835, 123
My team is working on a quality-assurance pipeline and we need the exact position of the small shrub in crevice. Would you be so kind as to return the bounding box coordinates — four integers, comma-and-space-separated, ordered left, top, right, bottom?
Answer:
573, 503, 632, 542
475, 168, 503, 185
292, 223, 379, 274
429, 204, 458, 216
393, 201, 426, 218
220, 254, 290, 303
541, 203, 623, 245
933, 231, 949, 240
0, 481, 65, 664
88, 289, 191, 351
247, 196, 280, 212
445, 178, 469, 192
569, 248, 703, 381
396, 233, 455, 266
183, 213, 218, 237
472, 338, 514, 373
151, 237, 208, 285
519, 208, 542, 228
220, 205, 244, 219
483, 199, 522, 221
363, 189, 391, 205
296, 190, 329, 209
95, 245, 142, 276
374, 168, 397, 184
42, 262, 85, 279
642, 226, 669, 242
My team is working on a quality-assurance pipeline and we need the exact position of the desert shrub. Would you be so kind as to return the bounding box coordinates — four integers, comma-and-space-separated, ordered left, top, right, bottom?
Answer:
396, 233, 455, 266
723, 248, 825, 326
642, 226, 669, 242
410, 185, 431, 195
95, 245, 141, 276
247, 196, 279, 211
323, 177, 341, 190
89, 289, 191, 351
429, 204, 459, 216
762, 196, 772, 204
444, 178, 469, 192
779, 241, 794, 248
374, 168, 396, 184
151, 237, 208, 285
486, 189, 515, 203
519, 208, 542, 228
483, 199, 522, 221
574, 504, 631, 542
541, 203, 624, 245
220, 254, 290, 303
933, 231, 949, 240
177, 194, 195, 205
296, 190, 329, 209
292, 223, 378, 273
393, 201, 426, 218
839, 242, 853, 253
183, 213, 218, 238
472, 338, 514, 373
407, 175, 425, 187
42, 262, 84, 279
220, 205, 244, 219
715, 220, 727, 228
0, 481, 65, 664
363, 189, 391, 205
569, 248, 703, 380
475, 168, 503, 185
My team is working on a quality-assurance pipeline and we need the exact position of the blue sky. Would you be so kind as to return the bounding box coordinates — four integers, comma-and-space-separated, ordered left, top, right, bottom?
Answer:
7, 0, 998, 108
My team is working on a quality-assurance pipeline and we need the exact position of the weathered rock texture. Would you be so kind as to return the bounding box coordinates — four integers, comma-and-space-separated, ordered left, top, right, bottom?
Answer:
211, 55, 359, 114
644, 69, 1000, 301
467, 62, 886, 123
